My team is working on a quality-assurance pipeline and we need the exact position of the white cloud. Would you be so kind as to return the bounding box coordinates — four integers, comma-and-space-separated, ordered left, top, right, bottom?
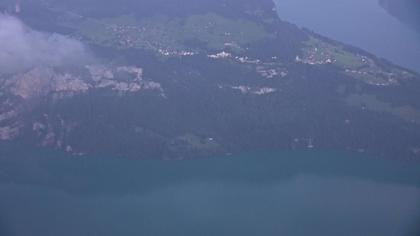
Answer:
0, 14, 91, 74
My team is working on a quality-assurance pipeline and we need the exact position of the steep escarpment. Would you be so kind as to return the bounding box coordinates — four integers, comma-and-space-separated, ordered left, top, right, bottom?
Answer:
0, 0, 420, 160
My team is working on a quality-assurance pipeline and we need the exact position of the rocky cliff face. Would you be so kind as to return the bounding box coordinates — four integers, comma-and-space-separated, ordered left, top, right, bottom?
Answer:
1, 0, 420, 160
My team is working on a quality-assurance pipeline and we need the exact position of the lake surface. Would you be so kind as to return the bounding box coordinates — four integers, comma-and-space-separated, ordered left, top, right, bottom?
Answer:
1, 150, 420, 236
275, 0, 420, 73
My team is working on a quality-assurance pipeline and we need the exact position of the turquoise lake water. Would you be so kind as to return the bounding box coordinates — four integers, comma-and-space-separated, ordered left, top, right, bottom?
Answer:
275, 0, 420, 72
0, 150, 419, 236
1, 2, 420, 233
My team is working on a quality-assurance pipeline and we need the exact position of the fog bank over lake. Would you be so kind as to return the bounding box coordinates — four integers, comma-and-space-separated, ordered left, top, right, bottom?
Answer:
275, 0, 420, 72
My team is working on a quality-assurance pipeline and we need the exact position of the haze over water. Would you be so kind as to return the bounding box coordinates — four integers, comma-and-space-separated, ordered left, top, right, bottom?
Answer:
275, 0, 420, 72
1, 151, 420, 236
1, 1, 420, 235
